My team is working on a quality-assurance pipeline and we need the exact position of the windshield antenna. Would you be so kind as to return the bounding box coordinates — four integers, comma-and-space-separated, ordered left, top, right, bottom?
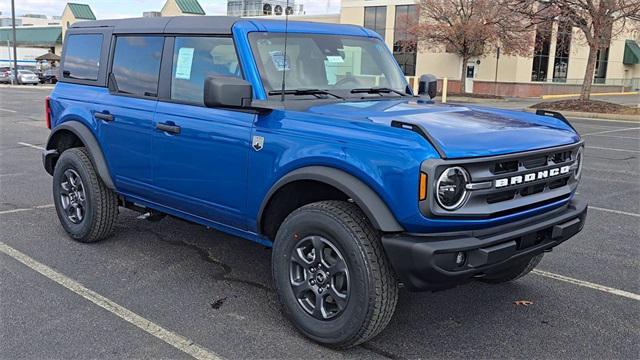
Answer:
280, 0, 290, 102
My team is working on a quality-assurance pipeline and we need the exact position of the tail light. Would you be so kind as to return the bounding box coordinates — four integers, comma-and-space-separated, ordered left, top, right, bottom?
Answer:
45, 96, 52, 129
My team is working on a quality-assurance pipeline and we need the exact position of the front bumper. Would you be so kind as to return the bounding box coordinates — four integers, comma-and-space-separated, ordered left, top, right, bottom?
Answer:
382, 199, 587, 291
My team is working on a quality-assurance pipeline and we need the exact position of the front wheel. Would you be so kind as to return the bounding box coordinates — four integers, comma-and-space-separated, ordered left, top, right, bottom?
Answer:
272, 201, 398, 349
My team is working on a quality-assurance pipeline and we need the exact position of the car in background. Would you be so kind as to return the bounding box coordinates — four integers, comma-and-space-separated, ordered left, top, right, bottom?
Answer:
13, 70, 40, 85
0, 67, 11, 83
39, 68, 59, 84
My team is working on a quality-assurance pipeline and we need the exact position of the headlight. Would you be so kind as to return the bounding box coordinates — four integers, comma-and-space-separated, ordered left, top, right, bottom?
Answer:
574, 147, 583, 180
436, 166, 470, 210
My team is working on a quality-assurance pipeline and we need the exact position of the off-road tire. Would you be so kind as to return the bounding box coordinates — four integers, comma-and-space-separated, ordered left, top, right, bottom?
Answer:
272, 200, 398, 349
53, 147, 118, 243
478, 254, 543, 284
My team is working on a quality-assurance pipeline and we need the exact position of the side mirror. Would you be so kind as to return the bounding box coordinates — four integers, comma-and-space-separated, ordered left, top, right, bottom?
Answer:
204, 76, 253, 109
418, 74, 438, 99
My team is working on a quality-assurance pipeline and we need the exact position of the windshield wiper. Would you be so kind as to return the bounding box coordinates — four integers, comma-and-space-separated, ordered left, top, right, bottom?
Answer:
269, 89, 344, 100
351, 87, 408, 97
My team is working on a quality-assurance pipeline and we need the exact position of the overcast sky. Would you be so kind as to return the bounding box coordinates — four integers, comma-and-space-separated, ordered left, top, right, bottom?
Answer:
0, 0, 340, 19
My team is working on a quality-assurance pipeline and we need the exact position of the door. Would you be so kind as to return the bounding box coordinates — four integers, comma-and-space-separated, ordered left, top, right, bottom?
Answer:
465, 64, 475, 93
99, 35, 164, 196
152, 36, 253, 229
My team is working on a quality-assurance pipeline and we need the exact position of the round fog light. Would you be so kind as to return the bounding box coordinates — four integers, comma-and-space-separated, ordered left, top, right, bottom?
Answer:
455, 252, 466, 266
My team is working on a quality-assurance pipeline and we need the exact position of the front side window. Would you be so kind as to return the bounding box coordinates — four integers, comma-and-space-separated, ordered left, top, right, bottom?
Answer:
171, 37, 242, 105
63, 34, 103, 81
249, 32, 408, 98
111, 36, 164, 97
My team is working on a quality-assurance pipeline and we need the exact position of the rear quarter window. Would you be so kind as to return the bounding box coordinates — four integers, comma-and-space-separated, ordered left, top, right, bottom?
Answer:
62, 34, 103, 81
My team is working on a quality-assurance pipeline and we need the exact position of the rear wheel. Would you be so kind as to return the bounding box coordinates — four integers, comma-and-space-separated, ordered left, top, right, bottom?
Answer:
272, 201, 398, 348
53, 147, 118, 243
478, 254, 543, 284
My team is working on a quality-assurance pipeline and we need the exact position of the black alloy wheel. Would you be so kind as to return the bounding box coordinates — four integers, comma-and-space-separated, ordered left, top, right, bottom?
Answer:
290, 235, 350, 320
59, 169, 87, 224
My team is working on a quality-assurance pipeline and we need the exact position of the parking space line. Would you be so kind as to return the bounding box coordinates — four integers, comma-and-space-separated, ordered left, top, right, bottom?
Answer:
582, 126, 640, 136
17, 142, 45, 151
0, 107, 17, 113
590, 206, 640, 218
0, 242, 223, 360
533, 270, 640, 301
587, 146, 640, 154
0, 204, 54, 215
587, 134, 640, 140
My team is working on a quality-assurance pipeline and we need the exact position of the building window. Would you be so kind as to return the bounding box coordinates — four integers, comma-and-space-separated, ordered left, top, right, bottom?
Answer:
111, 36, 164, 97
531, 22, 552, 82
393, 5, 418, 76
552, 22, 572, 82
364, 6, 386, 40
594, 48, 609, 84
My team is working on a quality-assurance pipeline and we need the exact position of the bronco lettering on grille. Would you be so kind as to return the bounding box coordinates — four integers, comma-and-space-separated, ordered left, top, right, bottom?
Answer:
495, 166, 571, 188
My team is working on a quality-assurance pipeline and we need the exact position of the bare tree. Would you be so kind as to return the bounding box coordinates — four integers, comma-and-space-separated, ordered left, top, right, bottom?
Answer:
507, 0, 640, 100
413, 0, 534, 93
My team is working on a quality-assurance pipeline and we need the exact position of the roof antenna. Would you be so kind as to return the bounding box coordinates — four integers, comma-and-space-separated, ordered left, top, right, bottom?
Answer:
280, 0, 290, 102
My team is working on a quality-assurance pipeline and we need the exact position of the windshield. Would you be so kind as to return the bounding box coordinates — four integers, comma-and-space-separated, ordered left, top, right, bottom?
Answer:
249, 32, 409, 98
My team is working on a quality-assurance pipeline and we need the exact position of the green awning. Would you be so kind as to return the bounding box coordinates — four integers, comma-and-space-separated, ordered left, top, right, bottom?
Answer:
68, 3, 96, 20
623, 40, 640, 65
176, 0, 205, 15
0, 26, 62, 47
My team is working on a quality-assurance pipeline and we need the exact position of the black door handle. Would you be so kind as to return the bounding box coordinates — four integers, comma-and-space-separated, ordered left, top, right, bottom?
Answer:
95, 112, 114, 122
156, 122, 181, 135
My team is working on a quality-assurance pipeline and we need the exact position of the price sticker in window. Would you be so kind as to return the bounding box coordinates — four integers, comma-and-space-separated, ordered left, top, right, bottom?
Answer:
175, 47, 195, 80
269, 50, 290, 71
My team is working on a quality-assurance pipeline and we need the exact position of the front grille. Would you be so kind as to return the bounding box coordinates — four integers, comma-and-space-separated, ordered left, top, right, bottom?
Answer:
421, 143, 582, 219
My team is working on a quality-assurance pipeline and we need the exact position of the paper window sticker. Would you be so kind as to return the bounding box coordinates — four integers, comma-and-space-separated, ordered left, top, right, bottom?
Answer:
175, 47, 195, 80
269, 50, 291, 71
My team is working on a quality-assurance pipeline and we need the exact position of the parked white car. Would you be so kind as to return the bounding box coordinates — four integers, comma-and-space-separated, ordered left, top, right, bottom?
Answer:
13, 70, 40, 85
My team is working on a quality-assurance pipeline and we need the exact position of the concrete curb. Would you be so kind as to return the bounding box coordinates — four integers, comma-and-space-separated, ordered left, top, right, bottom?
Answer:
0, 84, 54, 90
541, 92, 639, 100
439, 96, 507, 103
524, 108, 640, 122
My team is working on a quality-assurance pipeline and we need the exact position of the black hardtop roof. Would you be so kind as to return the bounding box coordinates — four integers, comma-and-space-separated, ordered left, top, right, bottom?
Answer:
69, 16, 239, 34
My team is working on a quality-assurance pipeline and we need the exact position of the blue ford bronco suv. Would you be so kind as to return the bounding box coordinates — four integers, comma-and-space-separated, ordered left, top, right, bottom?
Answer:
43, 16, 587, 348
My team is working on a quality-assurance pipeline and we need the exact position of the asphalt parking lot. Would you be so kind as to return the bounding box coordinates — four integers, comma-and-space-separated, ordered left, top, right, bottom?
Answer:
1, 87, 638, 359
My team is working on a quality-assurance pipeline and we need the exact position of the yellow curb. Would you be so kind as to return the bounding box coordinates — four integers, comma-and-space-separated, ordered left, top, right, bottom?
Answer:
542, 92, 639, 100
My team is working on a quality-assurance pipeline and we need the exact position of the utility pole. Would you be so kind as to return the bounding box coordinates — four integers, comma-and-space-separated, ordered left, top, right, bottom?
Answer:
11, 0, 19, 85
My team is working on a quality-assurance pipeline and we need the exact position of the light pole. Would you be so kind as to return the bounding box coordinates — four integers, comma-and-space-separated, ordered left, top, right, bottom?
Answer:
10, 0, 19, 85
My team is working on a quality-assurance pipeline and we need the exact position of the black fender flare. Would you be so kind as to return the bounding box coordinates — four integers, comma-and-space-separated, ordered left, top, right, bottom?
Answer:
44, 121, 115, 190
258, 166, 404, 233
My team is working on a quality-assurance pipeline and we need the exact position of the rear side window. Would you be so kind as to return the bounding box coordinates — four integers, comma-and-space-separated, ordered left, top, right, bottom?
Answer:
171, 37, 241, 104
63, 34, 103, 81
111, 36, 164, 97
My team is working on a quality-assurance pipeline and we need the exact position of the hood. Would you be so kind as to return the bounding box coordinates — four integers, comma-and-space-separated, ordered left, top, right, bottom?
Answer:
308, 100, 580, 159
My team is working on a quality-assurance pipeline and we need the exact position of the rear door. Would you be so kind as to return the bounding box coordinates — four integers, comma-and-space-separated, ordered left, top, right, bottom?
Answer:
151, 36, 255, 229
98, 35, 164, 197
